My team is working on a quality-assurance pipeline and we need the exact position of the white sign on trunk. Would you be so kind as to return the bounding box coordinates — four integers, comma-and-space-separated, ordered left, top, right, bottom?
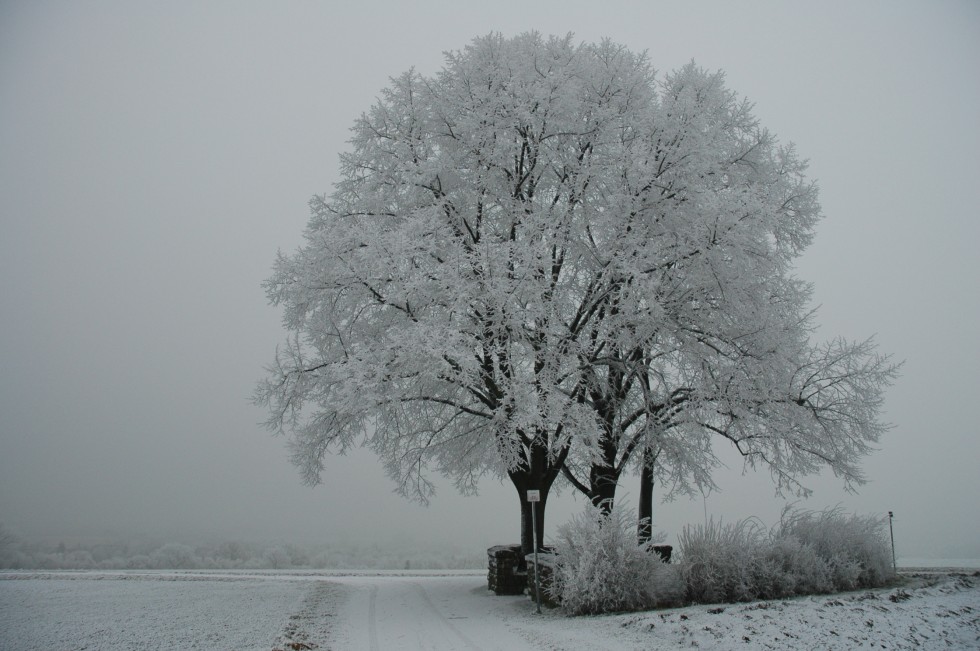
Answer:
526, 490, 540, 502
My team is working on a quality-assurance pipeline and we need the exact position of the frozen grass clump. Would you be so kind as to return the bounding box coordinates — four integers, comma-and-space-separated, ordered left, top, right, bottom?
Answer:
678, 517, 767, 603
677, 506, 896, 605
550, 503, 682, 615
759, 535, 832, 597
775, 505, 895, 590
550, 505, 894, 615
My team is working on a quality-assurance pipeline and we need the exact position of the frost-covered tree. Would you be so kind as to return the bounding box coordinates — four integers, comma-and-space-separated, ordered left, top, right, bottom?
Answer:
542, 56, 898, 523
256, 33, 897, 556
0, 523, 14, 549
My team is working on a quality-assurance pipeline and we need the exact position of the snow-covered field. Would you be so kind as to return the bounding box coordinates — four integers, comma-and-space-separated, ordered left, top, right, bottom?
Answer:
1, 569, 977, 650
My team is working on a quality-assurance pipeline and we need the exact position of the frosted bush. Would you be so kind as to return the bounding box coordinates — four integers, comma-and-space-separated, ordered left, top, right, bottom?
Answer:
776, 506, 894, 590
550, 503, 681, 615
262, 546, 292, 570
149, 543, 198, 570
760, 536, 832, 597
678, 518, 766, 603
678, 507, 895, 605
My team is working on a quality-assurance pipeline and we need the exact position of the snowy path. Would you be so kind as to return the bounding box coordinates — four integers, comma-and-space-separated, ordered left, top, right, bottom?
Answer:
1, 570, 978, 650
288, 571, 980, 650
329, 575, 537, 650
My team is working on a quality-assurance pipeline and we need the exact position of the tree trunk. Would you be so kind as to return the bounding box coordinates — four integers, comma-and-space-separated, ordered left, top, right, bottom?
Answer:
587, 386, 622, 514
509, 475, 555, 564
516, 484, 547, 554
508, 431, 566, 561
638, 447, 656, 545
589, 463, 619, 514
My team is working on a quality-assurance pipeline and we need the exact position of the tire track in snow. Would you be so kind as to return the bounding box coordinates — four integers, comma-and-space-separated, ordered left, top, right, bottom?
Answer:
368, 584, 379, 651
411, 581, 482, 650
272, 580, 344, 651
331, 575, 541, 650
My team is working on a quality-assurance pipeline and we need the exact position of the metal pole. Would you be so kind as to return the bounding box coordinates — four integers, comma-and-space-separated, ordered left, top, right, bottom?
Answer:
888, 511, 896, 572
531, 500, 542, 614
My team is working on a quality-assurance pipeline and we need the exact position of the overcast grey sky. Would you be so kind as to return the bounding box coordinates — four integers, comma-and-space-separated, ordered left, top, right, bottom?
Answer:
1, 0, 978, 558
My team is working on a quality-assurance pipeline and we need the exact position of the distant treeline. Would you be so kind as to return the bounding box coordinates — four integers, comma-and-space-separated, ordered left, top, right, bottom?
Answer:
0, 524, 484, 570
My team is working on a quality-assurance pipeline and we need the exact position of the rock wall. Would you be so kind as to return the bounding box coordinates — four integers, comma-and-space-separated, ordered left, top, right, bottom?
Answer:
487, 544, 526, 595
525, 552, 560, 608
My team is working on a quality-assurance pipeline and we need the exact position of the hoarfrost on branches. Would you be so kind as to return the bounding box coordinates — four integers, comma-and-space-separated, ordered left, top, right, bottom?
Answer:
256, 32, 898, 553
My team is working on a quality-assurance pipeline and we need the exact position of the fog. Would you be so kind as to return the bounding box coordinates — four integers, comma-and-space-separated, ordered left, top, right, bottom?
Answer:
1, 1, 978, 560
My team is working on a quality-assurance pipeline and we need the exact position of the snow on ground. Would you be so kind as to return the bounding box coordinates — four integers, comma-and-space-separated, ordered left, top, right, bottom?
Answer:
1, 569, 977, 650
0, 571, 310, 650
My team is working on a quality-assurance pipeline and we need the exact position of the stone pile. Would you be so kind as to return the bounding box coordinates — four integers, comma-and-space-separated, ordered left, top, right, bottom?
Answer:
487, 544, 527, 595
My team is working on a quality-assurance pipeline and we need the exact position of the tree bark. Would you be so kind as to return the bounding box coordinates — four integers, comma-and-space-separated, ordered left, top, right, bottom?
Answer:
516, 485, 547, 554
510, 475, 553, 564
638, 447, 657, 544
587, 389, 622, 514
588, 464, 619, 513
508, 432, 566, 561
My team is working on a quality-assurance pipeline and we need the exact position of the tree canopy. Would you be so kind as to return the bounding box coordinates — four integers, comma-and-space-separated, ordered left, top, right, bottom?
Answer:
256, 33, 897, 553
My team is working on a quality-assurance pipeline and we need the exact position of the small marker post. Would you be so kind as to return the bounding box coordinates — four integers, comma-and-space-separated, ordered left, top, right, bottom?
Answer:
888, 511, 896, 572
527, 489, 542, 614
